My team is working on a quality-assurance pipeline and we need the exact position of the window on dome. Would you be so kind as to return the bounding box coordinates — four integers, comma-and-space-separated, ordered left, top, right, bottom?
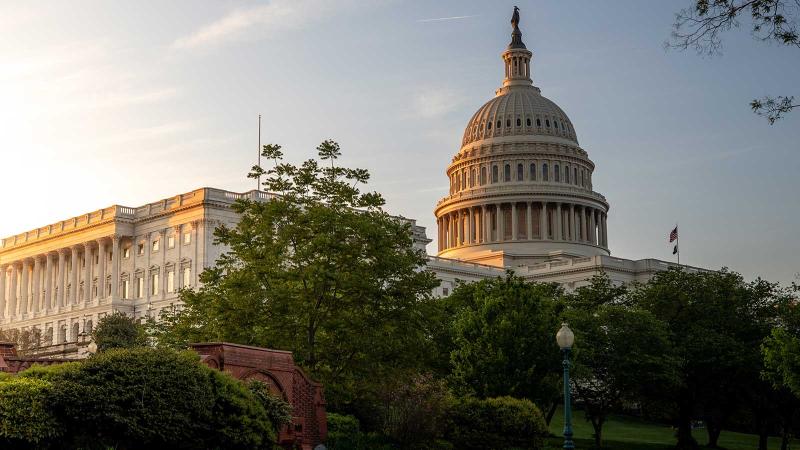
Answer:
555, 164, 561, 182
504, 164, 511, 182
492, 166, 498, 183
545, 119, 551, 128
506, 119, 511, 127
487, 122, 491, 130
530, 163, 536, 180
470, 169, 476, 187
481, 167, 487, 185
565, 166, 570, 184
536, 118, 541, 127
459, 172, 464, 190
574, 168, 578, 185
581, 170, 585, 187
555, 121, 559, 130
497, 120, 501, 129
517, 164, 523, 181
516, 118, 521, 127
543, 163, 549, 181
526, 118, 531, 126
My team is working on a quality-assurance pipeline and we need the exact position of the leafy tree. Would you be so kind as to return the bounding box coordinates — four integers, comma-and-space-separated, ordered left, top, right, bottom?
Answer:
565, 276, 679, 448
92, 311, 147, 351
445, 275, 564, 424
0, 377, 60, 447
151, 140, 440, 410
669, 0, 799, 123
631, 268, 780, 449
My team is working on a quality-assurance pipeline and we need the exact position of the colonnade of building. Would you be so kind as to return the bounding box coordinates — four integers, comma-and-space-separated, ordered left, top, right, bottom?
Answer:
437, 201, 607, 251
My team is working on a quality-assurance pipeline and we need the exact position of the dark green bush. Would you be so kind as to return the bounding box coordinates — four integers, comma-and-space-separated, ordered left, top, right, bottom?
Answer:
445, 396, 548, 450
326, 413, 394, 450
0, 377, 60, 447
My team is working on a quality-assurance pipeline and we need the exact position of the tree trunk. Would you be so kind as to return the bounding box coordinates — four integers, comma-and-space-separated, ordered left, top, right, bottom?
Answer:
780, 431, 789, 450
591, 417, 604, 449
675, 404, 699, 450
758, 431, 768, 450
545, 401, 558, 426
705, 422, 721, 448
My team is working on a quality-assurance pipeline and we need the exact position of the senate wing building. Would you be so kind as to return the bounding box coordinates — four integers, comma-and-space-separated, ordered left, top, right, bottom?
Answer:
0, 12, 701, 356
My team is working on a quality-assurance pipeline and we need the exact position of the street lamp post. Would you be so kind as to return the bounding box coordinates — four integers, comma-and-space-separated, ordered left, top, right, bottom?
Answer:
556, 322, 575, 450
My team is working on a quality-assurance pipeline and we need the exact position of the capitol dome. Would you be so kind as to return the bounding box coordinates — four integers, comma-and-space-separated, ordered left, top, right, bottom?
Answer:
434, 8, 610, 268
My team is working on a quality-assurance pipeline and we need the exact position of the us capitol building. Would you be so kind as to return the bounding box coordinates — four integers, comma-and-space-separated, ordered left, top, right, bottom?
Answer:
0, 11, 698, 355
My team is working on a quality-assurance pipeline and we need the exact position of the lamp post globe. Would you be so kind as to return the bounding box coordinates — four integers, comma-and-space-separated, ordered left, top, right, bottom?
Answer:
556, 322, 575, 449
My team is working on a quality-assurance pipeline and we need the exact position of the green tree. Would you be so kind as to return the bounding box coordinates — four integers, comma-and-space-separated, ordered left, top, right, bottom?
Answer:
565, 276, 679, 448
92, 311, 147, 351
669, 0, 799, 123
631, 268, 780, 450
445, 274, 563, 424
151, 140, 439, 409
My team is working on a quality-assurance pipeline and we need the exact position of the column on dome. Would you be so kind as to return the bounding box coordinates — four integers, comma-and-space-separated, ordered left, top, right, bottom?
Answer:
56, 250, 66, 308
556, 203, 563, 241
97, 239, 106, 299
467, 208, 474, 245
483, 206, 490, 243
20, 259, 30, 316
70, 246, 80, 305
0, 265, 6, 318
9, 264, 19, 317
583, 208, 590, 242
569, 204, 575, 241
32, 256, 41, 313
44, 253, 53, 310
603, 213, 609, 247
589, 208, 597, 245
540, 201, 548, 240
511, 203, 518, 241
111, 235, 120, 300
496, 203, 504, 242
526, 202, 533, 240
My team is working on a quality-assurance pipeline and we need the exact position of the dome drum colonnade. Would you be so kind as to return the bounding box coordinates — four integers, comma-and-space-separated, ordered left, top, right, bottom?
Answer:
435, 9, 610, 264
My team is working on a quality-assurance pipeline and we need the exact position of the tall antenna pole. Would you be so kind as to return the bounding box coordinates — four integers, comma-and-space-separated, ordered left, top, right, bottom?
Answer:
257, 114, 262, 191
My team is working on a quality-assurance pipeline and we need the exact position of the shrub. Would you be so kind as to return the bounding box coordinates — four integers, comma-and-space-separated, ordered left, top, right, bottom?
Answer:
247, 380, 293, 431
92, 311, 147, 351
326, 413, 395, 450
0, 377, 61, 446
445, 396, 548, 450
379, 373, 452, 447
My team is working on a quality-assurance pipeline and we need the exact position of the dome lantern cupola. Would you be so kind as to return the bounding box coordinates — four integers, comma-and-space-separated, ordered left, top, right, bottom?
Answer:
502, 6, 533, 89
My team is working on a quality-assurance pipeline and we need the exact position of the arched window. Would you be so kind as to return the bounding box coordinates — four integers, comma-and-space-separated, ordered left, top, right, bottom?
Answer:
59, 325, 67, 344
554, 164, 560, 182
470, 168, 476, 187
506, 119, 511, 127
574, 168, 578, 185
481, 167, 487, 185
504, 164, 511, 182
545, 119, 551, 128
487, 121, 492, 130
554, 120, 559, 130
516, 118, 521, 127
581, 170, 585, 186
458, 172, 463, 191
564, 166, 570, 184
86, 320, 93, 334
526, 118, 531, 126
536, 118, 541, 127
492, 166, 498, 183
517, 163, 524, 181
530, 163, 536, 180
543, 163, 549, 181
71, 323, 80, 342
496, 120, 501, 129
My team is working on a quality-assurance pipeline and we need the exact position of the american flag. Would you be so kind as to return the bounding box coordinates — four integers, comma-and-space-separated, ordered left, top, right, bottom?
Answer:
669, 226, 678, 243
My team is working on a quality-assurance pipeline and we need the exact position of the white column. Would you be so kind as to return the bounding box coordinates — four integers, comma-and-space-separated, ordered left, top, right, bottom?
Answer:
540, 202, 548, 240
603, 213, 609, 247
20, 259, 29, 316
70, 246, 80, 305
111, 235, 120, 301
160, 229, 167, 299
83, 242, 92, 305
57, 250, 66, 308
526, 202, 533, 240
569, 204, 575, 241
589, 208, 597, 245
496, 203, 504, 242
0, 265, 6, 319
44, 253, 54, 311
467, 208, 474, 245
145, 233, 151, 302
483, 206, 490, 243
511, 203, 518, 241
553, 202, 564, 241
9, 264, 19, 317
97, 239, 106, 300
32, 256, 41, 313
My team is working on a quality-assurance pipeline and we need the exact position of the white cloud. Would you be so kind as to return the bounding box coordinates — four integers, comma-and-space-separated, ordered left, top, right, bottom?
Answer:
172, 0, 354, 50
412, 88, 462, 118
416, 15, 478, 23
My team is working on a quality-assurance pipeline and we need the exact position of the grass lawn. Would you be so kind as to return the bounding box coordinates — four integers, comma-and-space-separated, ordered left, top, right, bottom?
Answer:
546, 407, 797, 449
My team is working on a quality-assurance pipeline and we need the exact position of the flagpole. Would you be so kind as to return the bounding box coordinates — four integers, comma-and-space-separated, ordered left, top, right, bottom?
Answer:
257, 114, 262, 191
676, 222, 680, 265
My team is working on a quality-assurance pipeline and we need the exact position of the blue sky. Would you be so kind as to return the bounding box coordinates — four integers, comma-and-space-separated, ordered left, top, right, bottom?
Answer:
1, 1, 798, 284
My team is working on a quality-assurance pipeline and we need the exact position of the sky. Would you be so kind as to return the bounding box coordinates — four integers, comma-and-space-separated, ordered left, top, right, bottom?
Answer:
0, 0, 798, 285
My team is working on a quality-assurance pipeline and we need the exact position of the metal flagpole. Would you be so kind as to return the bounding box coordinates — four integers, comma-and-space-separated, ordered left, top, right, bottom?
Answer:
257, 114, 262, 191
676, 223, 680, 265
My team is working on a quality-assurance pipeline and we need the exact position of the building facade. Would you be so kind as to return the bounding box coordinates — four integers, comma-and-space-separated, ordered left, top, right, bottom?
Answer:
0, 10, 703, 354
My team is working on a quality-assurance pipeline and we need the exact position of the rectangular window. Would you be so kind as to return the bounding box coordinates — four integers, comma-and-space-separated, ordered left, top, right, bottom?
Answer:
123, 247, 130, 259
137, 243, 144, 256
182, 267, 191, 287
183, 232, 191, 245
122, 280, 129, 299
152, 240, 159, 252
168, 235, 175, 249
136, 277, 144, 298
167, 271, 175, 293
151, 273, 159, 295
